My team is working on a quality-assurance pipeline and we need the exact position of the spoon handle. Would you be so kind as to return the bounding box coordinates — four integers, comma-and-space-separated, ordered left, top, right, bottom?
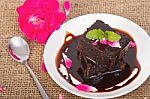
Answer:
23, 61, 49, 99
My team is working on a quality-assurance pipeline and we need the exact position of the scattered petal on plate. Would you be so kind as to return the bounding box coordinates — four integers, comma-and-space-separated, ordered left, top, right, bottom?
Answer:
129, 41, 136, 48
116, 68, 138, 86
100, 38, 107, 44
92, 40, 99, 46
65, 58, 72, 68
63, 0, 71, 16
108, 41, 121, 48
76, 84, 98, 92
59, 64, 68, 79
62, 53, 72, 68
69, 74, 81, 85
59, 94, 64, 99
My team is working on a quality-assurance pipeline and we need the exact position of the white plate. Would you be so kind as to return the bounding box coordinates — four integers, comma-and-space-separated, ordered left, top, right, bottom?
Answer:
44, 13, 150, 98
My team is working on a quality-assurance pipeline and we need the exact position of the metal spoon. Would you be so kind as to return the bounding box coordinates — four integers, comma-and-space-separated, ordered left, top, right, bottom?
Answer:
8, 37, 49, 99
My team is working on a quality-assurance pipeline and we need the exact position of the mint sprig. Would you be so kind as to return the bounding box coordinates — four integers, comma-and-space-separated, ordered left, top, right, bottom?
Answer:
86, 29, 121, 42
86, 29, 105, 40
105, 31, 121, 42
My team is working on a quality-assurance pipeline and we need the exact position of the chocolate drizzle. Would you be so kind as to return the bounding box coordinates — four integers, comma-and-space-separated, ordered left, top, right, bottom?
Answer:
55, 21, 141, 92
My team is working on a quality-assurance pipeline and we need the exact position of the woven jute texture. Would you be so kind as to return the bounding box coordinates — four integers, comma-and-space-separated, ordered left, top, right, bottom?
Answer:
0, 0, 150, 99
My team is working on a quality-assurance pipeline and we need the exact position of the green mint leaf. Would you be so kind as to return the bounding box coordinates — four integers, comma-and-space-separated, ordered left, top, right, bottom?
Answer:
86, 29, 99, 40
86, 29, 105, 40
105, 31, 121, 42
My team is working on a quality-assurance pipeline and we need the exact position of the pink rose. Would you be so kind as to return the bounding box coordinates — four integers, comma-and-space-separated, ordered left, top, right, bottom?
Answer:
17, 0, 67, 44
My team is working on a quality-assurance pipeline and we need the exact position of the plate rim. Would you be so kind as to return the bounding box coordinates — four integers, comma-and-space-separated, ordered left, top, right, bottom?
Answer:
44, 13, 150, 98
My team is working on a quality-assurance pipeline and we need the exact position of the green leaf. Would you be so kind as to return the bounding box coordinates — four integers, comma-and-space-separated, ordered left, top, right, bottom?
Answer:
86, 29, 105, 40
105, 31, 121, 42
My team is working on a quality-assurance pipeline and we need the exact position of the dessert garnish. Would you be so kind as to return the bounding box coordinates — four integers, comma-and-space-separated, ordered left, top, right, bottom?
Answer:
76, 84, 98, 92
62, 53, 72, 69
129, 41, 136, 48
86, 29, 121, 48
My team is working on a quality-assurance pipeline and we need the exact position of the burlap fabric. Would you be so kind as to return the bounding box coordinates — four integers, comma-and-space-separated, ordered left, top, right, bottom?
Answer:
0, 0, 150, 98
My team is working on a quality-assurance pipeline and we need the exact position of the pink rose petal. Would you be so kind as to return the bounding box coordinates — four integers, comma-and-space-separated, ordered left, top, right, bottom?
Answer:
63, 0, 71, 16
41, 57, 47, 72
108, 41, 121, 48
65, 58, 72, 69
0, 86, 6, 93
100, 38, 108, 44
76, 84, 98, 92
62, 53, 72, 69
92, 40, 99, 46
3, 87, 6, 91
59, 94, 64, 99
55, 12, 66, 24
0, 87, 3, 92
129, 41, 136, 48
100, 38, 121, 48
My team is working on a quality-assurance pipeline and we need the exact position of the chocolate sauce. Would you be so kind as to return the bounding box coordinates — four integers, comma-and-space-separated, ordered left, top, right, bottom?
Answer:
56, 29, 141, 92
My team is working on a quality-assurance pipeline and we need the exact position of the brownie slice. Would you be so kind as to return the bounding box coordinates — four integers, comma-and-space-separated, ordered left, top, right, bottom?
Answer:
76, 20, 131, 80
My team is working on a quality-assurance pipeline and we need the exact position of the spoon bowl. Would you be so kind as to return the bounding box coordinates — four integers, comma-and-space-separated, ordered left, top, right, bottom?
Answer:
8, 37, 29, 62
